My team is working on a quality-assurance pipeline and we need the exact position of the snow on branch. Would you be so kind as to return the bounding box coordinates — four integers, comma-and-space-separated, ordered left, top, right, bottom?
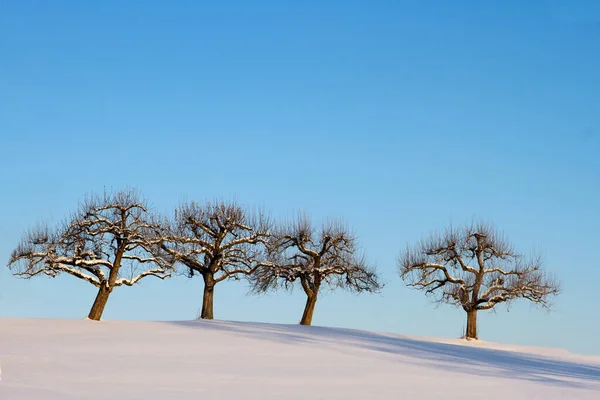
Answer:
114, 268, 171, 286
250, 214, 382, 297
161, 200, 272, 281
8, 188, 174, 289
398, 221, 560, 311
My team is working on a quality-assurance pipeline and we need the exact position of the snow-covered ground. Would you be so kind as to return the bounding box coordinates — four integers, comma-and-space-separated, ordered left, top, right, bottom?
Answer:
0, 318, 598, 399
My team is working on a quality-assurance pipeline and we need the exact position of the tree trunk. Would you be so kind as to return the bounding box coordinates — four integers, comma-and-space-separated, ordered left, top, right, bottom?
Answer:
200, 273, 215, 320
465, 309, 478, 340
87, 284, 112, 321
299, 294, 317, 326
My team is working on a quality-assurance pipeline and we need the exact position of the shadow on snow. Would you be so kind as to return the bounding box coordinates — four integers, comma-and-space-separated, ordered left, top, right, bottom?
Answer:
166, 320, 600, 390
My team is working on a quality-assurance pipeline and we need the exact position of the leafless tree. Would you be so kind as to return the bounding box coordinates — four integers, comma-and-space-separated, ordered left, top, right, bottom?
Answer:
398, 222, 560, 340
8, 189, 174, 321
251, 214, 382, 326
160, 200, 271, 320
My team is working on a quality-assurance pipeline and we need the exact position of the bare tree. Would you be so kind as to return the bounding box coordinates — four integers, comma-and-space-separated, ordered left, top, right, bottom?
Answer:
160, 200, 271, 320
8, 189, 173, 321
251, 214, 382, 326
398, 222, 560, 340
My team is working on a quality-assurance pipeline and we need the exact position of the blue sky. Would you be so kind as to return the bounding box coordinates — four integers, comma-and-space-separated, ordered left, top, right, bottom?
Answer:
1, 1, 599, 355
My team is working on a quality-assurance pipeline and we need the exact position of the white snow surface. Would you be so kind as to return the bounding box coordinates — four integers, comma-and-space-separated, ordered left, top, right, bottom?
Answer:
0, 318, 599, 399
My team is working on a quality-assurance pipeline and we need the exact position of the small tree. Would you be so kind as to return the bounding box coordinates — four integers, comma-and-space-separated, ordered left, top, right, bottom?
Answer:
398, 222, 560, 340
161, 200, 271, 320
8, 189, 173, 321
251, 215, 382, 326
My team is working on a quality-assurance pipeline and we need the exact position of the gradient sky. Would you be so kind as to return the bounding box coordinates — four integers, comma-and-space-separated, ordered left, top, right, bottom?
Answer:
1, 1, 599, 355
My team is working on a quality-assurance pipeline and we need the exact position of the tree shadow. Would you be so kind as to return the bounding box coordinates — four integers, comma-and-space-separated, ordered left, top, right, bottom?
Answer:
166, 320, 600, 390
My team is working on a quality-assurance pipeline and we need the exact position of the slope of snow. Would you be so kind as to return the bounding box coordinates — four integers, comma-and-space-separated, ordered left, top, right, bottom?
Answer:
0, 318, 598, 399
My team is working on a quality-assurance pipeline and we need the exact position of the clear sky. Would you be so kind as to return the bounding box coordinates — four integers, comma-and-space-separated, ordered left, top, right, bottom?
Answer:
1, 1, 599, 355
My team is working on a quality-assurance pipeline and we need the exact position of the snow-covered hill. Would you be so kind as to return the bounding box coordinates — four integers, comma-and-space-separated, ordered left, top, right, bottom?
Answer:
0, 318, 598, 399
